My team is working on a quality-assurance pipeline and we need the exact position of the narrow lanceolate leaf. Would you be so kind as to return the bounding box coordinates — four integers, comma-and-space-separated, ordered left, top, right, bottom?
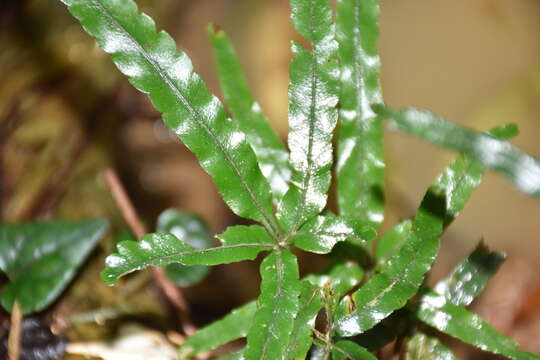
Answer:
60, 0, 279, 237
209, 26, 290, 201
292, 214, 373, 254
101, 225, 273, 285
417, 292, 540, 360
278, 0, 339, 231
434, 242, 506, 307
157, 209, 212, 287
374, 124, 515, 266
178, 301, 256, 358
374, 105, 540, 197
335, 200, 443, 337
331, 341, 378, 360
406, 333, 457, 360
244, 250, 301, 360
421, 123, 517, 229
336, 0, 385, 228
335, 133, 498, 336
0, 219, 108, 314
285, 281, 324, 360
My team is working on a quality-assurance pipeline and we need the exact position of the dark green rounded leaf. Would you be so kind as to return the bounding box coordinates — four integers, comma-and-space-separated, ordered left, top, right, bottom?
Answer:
0, 219, 109, 314
157, 209, 212, 287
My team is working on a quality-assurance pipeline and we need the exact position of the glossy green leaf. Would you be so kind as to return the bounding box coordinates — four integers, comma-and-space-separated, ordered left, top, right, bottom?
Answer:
331, 341, 378, 360
374, 105, 540, 197
244, 250, 301, 360
285, 281, 324, 360
292, 214, 373, 254
157, 209, 212, 249
335, 201, 442, 337
0, 219, 108, 314
336, 0, 385, 229
209, 26, 290, 202
157, 209, 212, 287
179, 301, 255, 358
101, 225, 273, 285
405, 333, 457, 360
277, 0, 339, 232
374, 220, 412, 265
335, 132, 499, 336
375, 124, 515, 265
164, 263, 209, 288
60, 0, 280, 238
421, 123, 516, 229
417, 292, 540, 360
434, 242, 506, 307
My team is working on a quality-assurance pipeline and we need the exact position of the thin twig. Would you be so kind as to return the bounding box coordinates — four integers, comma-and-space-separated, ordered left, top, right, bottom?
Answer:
7, 301, 22, 360
103, 168, 196, 336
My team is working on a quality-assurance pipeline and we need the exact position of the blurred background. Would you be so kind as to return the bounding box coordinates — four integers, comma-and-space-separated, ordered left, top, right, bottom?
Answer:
1, 0, 539, 358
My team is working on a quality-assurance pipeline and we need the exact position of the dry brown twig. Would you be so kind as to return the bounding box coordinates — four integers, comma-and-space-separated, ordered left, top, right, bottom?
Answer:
103, 168, 196, 336
7, 301, 22, 360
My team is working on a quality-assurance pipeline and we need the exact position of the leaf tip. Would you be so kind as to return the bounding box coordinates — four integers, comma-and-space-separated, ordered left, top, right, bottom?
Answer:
207, 23, 224, 38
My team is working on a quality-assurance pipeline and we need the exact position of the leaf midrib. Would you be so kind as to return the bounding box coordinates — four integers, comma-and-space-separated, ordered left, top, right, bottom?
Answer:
92, 0, 280, 240
351, 0, 371, 204
290, 0, 321, 234
140, 242, 274, 263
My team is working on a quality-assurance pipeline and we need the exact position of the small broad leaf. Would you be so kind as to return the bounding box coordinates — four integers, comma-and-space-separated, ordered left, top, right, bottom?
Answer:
244, 250, 301, 360
434, 241, 506, 307
164, 263, 209, 288
157, 209, 212, 249
60, 0, 281, 239
405, 332, 457, 360
292, 214, 373, 254
209, 26, 291, 202
101, 225, 273, 285
0, 219, 109, 314
374, 220, 412, 265
157, 209, 212, 287
417, 292, 540, 360
277, 0, 339, 232
374, 105, 540, 197
336, 0, 385, 229
178, 301, 255, 358
331, 341, 377, 360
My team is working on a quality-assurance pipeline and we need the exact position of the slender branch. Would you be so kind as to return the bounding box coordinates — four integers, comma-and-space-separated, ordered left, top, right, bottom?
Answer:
103, 168, 196, 335
7, 301, 22, 360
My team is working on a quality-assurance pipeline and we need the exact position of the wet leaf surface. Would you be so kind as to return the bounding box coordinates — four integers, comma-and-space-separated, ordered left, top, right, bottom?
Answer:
336, 0, 385, 229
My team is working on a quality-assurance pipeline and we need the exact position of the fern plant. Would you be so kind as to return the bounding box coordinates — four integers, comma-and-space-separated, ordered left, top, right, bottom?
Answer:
57, 0, 540, 359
